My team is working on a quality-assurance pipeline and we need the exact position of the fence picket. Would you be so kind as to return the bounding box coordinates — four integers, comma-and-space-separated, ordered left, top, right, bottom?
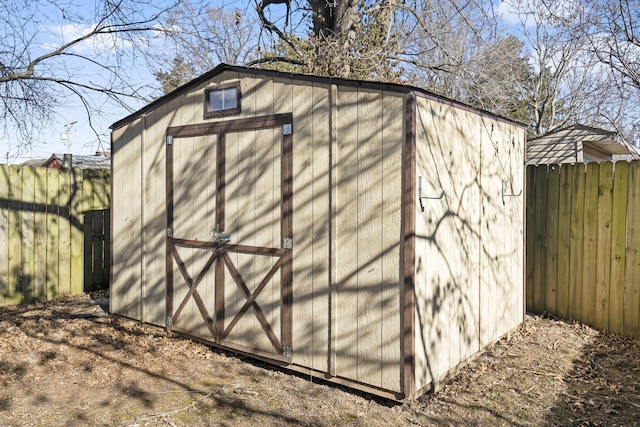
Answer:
21, 167, 36, 303
0, 166, 9, 305
545, 165, 561, 315
526, 160, 640, 339
525, 166, 536, 311
595, 162, 613, 332
70, 168, 84, 294
7, 165, 23, 304
581, 163, 599, 326
609, 161, 629, 335
46, 167, 61, 297
568, 163, 586, 320
624, 162, 640, 338
531, 165, 548, 313
33, 167, 48, 300
556, 165, 573, 319
0, 165, 110, 306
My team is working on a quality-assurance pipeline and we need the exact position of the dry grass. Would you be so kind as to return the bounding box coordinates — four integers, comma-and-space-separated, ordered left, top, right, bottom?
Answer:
0, 292, 638, 426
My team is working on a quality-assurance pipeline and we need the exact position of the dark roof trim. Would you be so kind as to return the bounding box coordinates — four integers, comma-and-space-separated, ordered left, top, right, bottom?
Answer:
110, 63, 525, 130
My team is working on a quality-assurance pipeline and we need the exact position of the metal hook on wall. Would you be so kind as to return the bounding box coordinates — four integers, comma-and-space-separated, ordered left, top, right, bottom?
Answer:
418, 176, 445, 212
501, 180, 522, 205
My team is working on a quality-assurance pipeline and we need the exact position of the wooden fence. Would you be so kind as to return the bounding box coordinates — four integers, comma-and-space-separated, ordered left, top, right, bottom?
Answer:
0, 164, 110, 305
526, 161, 640, 339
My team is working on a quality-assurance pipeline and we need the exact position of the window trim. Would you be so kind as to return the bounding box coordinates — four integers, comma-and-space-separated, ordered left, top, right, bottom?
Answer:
204, 82, 241, 118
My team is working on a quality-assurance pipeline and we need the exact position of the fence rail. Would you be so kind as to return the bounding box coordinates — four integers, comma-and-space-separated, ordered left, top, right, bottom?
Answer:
0, 164, 110, 305
526, 161, 640, 339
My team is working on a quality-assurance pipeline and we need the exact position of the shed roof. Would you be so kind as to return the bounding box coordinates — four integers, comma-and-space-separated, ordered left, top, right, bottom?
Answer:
21, 153, 111, 169
111, 63, 525, 131
529, 124, 633, 156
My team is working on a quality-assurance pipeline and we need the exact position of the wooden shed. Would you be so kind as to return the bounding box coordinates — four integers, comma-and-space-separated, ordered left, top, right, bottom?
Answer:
110, 64, 525, 400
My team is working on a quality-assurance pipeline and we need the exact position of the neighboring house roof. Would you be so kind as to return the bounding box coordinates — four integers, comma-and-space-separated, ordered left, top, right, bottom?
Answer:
20, 153, 111, 169
111, 63, 525, 131
527, 124, 636, 165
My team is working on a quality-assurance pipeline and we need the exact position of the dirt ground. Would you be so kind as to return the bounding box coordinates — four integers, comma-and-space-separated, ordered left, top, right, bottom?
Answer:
0, 292, 639, 426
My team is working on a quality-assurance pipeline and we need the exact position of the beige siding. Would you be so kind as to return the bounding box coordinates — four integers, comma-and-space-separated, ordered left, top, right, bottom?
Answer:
111, 120, 143, 319
141, 104, 168, 326
478, 118, 525, 345
290, 81, 332, 373
413, 97, 524, 392
112, 68, 528, 398
526, 140, 577, 165
583, 144, 612, 162
334, 88, 403, 391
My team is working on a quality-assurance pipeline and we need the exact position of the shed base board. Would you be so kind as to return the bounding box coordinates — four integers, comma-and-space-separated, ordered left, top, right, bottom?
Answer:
174, 329, 405, 401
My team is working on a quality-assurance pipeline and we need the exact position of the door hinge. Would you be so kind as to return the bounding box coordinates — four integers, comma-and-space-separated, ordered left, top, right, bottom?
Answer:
166, 315, 173, 331
283, 346, 293, 358
282, 237, 293, 249
167, 228, 173, 238
166, 135, 173, 145
283, 123, 292, 136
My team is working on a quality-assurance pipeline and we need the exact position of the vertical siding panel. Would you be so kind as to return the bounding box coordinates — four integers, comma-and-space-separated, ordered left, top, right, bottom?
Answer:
624, 161, 640, 338
111, 121, 142, 319
204, 133, 218, 334
21, 167, 35, 303
239, 129, 258, 348
195, 131, 214, 339
356, 89, 383, 387
0, 165, 8, 304
609, 161, 628, 335
525, 166, 536, 312
223, 131, 241, 345
310, 83, 331, 372
380, 92, 402, 392
581, 163, 599, 327
225, 128, 259, 347
328, 84, 339, 377
292, 82, 314, 368
273, 77, 292, 115
111, 129, 124, 314
142, 106, 168, 326
413, 99, 431, 391
240, 74, 258, 117
506, 123, 525, 326
532, 165, 548, 313
595, 162, 613, 331
544, 165, 560, 315
335, 87, 359, 381
58, 169, 72, 296
556, 165, 572, 319
33, 167, 47, 300
176, 135, 198, 335
479, 118, 502, 347
568, 164, 585, 320
253, 79, 277, 355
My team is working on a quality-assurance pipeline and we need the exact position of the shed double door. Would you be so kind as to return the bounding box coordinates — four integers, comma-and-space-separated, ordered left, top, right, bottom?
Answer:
166, 114, 293, 362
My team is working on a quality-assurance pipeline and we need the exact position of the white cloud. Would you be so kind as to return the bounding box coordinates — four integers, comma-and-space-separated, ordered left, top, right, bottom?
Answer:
43, 22, 135, 56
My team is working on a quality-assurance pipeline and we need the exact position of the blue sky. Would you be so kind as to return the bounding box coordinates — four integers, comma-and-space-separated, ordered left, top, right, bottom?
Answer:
0, 0, 539, 164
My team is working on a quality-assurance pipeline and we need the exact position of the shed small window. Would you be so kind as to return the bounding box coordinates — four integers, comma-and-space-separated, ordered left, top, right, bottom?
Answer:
205, 83, 241, 118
